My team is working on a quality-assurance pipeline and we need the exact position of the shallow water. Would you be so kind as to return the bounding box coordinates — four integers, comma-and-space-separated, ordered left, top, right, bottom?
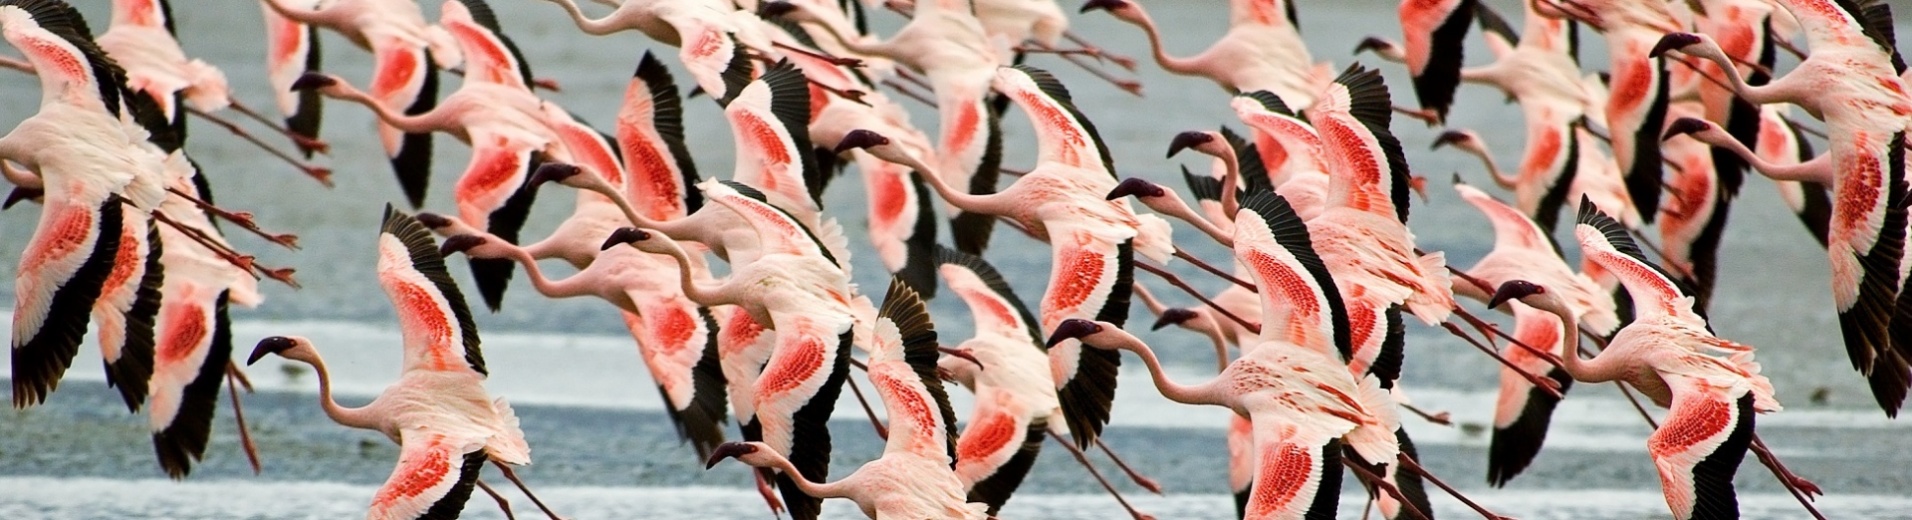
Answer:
2, 0, 1910, 518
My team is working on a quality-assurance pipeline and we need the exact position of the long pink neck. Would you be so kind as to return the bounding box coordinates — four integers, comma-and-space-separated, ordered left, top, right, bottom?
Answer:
1133, 11, 1196, 75
1104, 329, 1221, 406
329, 84, 439, 134
757, 451, 848, 499
298, 350, 379, 431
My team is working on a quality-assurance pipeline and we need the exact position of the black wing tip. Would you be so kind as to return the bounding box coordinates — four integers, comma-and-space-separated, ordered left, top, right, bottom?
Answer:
1241, 90, 1296, 117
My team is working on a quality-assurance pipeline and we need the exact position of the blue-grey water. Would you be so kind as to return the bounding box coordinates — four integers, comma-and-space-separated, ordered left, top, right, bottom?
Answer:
1, 1, 1909, 518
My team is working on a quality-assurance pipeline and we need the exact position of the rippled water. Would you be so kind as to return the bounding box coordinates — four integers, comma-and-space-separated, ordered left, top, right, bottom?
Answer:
2, 0, 1910, 518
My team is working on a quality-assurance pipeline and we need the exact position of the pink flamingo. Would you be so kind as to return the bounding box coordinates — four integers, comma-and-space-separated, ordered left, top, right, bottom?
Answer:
1652, 1, 1912, 415
1079, 0, 1321, 104
1358, 0, 1478, 122
245, 207, 563, 520
708, 280, 989, 519
1664, 112, 1831, 246
1491, 200, 1781, 520
258, 0, 462, 206
604, 180, 859, 520
2, 0, 167, 410
534, 0, 759, 100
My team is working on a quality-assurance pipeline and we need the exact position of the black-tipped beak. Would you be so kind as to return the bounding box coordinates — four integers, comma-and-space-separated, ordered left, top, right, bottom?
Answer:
438, 234, 487, 257
1431, 130, 1470, 150
1662, 117, 1712, 142
1353, 36, 1391, 54
1045, 318, 1103, 348
1166, 131, 1215, 158
3, 187, 41, 209
705, 442, 757, 469
531, 162, 582, 188
757, 1, 798, 18
939, 346, 985, 369
248, 336, 297, 365
1487, 280, 1541, 309
1650, 32, 1703, 58
1106, 177, 1165, 200
1079, 0, 1127, 13
415, 212, 451, 229
1151, 308, 1199, 331
834, 129, 890, 154
601, 227, 649, 251
290, 73, 337, 91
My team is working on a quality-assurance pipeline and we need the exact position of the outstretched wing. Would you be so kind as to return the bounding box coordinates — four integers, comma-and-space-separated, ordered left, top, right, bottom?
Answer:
619, 51, 702, 220
0, 0, 128, 115
1397, 0, 1474, 121
723, 61, 819, 210
440, 0, 531, 89
996, 65, 1115, 174
1242, 415, 1344, 520
366, 430, 489, 520
1456, 183, 1552, 255
1574, 198, 1690, 321
1648, 376, 1754, 520
868, 279, 959, 462
1042, 218, 1132, 448
12, 195, 123, 408
936, 245, 1043, 347
620, 302, 727, 459
1310, 65, 1412, 222
377, 206, 485, 377
1235, 191, 1350, 360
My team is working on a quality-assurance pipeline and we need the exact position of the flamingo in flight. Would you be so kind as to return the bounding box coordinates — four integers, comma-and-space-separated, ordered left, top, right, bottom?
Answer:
604, 180, 860, 520
934, 246, 1160, 520
1079, 0, 1318, 105
1, 0, 168, 410
292, 0, 624, 311
1653, 0, 1912, 415
708, 279, 989, 519
1532, 0, 1682, 227
146, 151, 268, 479
1354, 0, 1477, 123
534, 0, 762, 101
1450, 182, 1618, 485
95, 0, 330, 182
1492, 200, 1781, 520
838, 65, 1177, 450
258, 0, 463, 207
1664, 113, 1832, 247
1049, 191, 1406, 520
246, 207, 563, 520
765, 0, 1009, 254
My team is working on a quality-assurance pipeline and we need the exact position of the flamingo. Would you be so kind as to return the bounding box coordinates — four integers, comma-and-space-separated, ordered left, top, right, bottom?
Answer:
836, 65, 1177, 450
533, 0, 758, 100
1362, 0, 1477, 122
1079, 0, 1321, 105
146, 151, 266, 479
1490, 200, 1781, 520
1450, 182, 1617, 485
258, 0, 462, 207
1, 0, 168, 410
245, 207, 563, 520
1048, 191, 1406, 520
1531, 0, 1682, 226
1656, 99, 1734, 315
603, 180, 859, 520
1652, 0, 1912, 415
708, 279, 989, 520
1663, 113, 1832, 247
291, 0, 616, 310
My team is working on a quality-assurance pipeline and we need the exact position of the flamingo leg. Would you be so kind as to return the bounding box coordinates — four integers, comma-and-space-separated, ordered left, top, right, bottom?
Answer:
444, 67, 561, 92
1341, 458, 1430, 520
224, 361, 262, 474
1093, 438, 1163, 494
1441, 322, 1563, 398
880, 79, 937, 107
1046, 430, 1157, 520
151, 211, 300, 288
1018, 41, 1140, 96
1400, 403, 1452, 426
225, 99, 330, 155
183, 107, 332, 186
164, 187, 301, 249
896, 68, 934, 91
474, 480, 519, 520
1171, 248, 1256, 291
491, 462, 566, 520
842, 363, 890, 439
1392, 105, 1441, 125
1135, 262, 1261, 335
753, 469, 785, 517
1395, 454, 1511, 520
771, 41, 862, 67
1061, 31, 1137, 71
1452, 307, 1563, 367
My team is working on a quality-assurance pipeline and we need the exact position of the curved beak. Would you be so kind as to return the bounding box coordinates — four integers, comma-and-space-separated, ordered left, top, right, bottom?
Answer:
1661, 117, 1712, 143
1649, 32, 1704, 58
1078, 0, 1127, 13
415, 212, 452, 230
1487, 281, 1537, 309
247, 336, 297, 365
1106, 177, 1165, 200
530, 162, 583, 189
756, 1, 798, 18
834, 129, 890, 154
438, 234, 487, 257
1045, 318, 1103, 348
1151, 308, 1199, 331
705, 442, 758, 469
600, 227, 649, 251
289, 73, 337, 91
1431, 130, 1470, 150
1166, 131, 1214, 158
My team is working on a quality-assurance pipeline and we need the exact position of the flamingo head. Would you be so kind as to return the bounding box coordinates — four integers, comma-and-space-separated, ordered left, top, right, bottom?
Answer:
1649, 32, 1706, 59
1661, 117, 1718, 143
705, 441, 776, 469
1046, 318, 1107, 348
1152, 308, 1201, 331
289, 73, 346, 97
438, 234, 506, 259
834, 129, 891, 154
1166, 131, 1224, 159
601, 227, 675, 256
1353, 36, 1399, 56
1105, 177, 1165, 201
247, 335, 314, 365
756, 1, 804, 21
4, 187, 42, 209
1079, 0, 1140, 23
1487, 280, 1547, 310
415, 212, 482, 238
1430, 129, 1482, 153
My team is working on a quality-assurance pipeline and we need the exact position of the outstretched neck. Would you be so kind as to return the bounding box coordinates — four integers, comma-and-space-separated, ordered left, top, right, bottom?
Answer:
298, 350, 380, 431
912, 163, 1004, 217
758, 451, 849, 499
548, 0, 621, 35
325, 84, 440, 133
261, 0, 338, 26
1695, 132, 1833, 185
652, 235, 726, 306
1101, 330, 1223, 406
1132, 12, 1196, 75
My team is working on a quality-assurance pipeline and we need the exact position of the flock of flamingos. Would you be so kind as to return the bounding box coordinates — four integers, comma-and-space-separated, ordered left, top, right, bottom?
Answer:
2, 0, 1906, 518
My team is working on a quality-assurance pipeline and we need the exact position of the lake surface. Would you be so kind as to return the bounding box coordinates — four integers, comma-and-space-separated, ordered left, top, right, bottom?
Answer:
1, 0, 1908, 518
